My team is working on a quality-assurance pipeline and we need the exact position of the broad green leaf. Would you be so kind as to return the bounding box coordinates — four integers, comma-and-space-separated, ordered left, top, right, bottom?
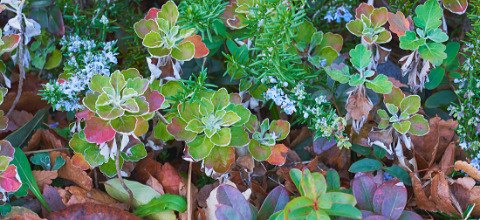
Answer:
413, 0, 443, 31
399, 31, 426, 50
425, 90, 457, 108
5, 108, 48, 148
294, 21, 315, 51
324, 204, 362, 219
185, 119, 204, 133
134, 194, 187, 217
325, 66, 350, 84
351, 144, 372, 156
44, 49, 62, 70
258, 186, 289, 220
348, 74, 365, 87
349, 158, 383, 173
425, 67, 445, 90
393, 120, 411, 134
400, 95, 421, 115
121, 143, 147, 162
418, 42, 447, 66
427, 29, 448, 43
326, 170, 340, 191
346, 20, 363, 36
366, 74, 393, 94
229, 126, 250, 147
384, 165, 412, 185
349, 44, 372, 70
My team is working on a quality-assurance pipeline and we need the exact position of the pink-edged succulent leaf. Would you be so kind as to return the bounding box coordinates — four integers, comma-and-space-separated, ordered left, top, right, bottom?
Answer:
145, 8, 160, 20
0, 34, 21, 54
266, 144, 289, 166
372, 181, 407, 220
388, 11, 411, 37
355, 3, 374, 19
352, 173, 377, 211
371, 8, 389, 27
184, 35, 210, 58
0, 140, 14, 159
215, 184, 253, 219
166, 117, 196, 142
269, 120, 290, 141
84, 117, 116, 144
75, 109, 94, 121
383, 86, 405, 107
0, 165, 22, 192
320, 32, 343, 53
146, 90, 165, 112
204, 147, 235, 173
443, 0, 468, 15
133, 19, 159, 39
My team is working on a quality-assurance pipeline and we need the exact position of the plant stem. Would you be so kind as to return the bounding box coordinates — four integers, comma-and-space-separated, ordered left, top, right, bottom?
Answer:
24, 147, 70, 155
7, 14, 26, 117
187, 161, 192, 220
156, 111, 169, 125
116, 143, 133, 210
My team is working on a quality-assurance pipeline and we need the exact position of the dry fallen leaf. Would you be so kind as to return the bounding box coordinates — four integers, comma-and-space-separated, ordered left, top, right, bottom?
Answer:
3, 206, 45, 220
57, 186, 127, 210
32, 170, 58, 190
51, 152, 93, 191
48, 203, 140, 220
25, 129, 65, 152
146, 175, 165, 194
266, 144, 289, 166
132, 154, 182, 194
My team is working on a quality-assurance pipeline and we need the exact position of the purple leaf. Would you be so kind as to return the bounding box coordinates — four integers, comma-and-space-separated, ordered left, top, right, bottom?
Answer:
364, 215, 390, 220
372, 181, 407, 220
216, 184, 252, 219
352, 173, 377, 211
313, 137, 336, 154
215, 205, 244, 220
398, 210, 423, 220
257, 186, 289, 220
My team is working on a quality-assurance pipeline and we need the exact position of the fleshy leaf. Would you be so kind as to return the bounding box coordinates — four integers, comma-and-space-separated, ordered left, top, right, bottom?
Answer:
248, 139, 271, 161
171, 41, 195, 61
187, 135, 214, 160
211, 128, 231, 147
0, 165, 22, 192
133, 19, 159, 39
157, 1, 179, 26
204, 147, 235, 173
408, 114, 429, 136
167, 117, 196, 142
400, 95, 421, 115
443, 0, 468, 14
266, 144, 289, 166
387, 11, 410, 37
269, 120, 290, 140
393, 121, 411, 134
110, 116, 137, 133
184, 35, 209, 58
84, 117, 116, 144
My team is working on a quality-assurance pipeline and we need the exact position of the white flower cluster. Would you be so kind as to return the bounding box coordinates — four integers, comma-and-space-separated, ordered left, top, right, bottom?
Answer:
41, 35, 118, 111
264, 86, 296, 115
324, 6, 353, 23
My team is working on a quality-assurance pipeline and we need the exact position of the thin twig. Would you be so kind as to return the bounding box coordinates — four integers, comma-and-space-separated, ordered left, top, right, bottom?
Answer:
24, 147, 70, 155
6, 14, 26, 117
116, 142, 134, 210
187, 161, 192, 220
156, 111, 169, 125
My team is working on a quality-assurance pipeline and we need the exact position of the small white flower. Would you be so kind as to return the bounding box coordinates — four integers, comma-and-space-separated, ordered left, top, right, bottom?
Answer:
100, 15, 109, 25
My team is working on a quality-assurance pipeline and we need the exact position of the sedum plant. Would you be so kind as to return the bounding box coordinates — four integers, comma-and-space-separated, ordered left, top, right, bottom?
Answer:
271, 168, 361, 219
0, 88, 8, 130
0, 140, 22, 202
134, 1, 209, 61
378, 86, 429, 136
346, 3, 392, 45
293, 20, 343, 68
69, 68, 165, 177
166, 87, 290, 173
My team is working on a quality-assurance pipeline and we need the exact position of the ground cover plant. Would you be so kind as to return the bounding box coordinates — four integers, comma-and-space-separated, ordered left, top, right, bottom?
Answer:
0, 0, 479, 219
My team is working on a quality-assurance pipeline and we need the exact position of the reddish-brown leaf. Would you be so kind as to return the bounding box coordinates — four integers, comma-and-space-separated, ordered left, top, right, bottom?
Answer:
48, 203, 140, 220
32, 170, 58, 190
52, 152, 93, 191
387, 11, 410, 37
266, 144, 289, 166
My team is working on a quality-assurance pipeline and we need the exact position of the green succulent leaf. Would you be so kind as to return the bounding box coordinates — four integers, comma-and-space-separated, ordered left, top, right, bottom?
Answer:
400, 95, 421, 115
210, 127, 231, 147
188, 135, 215, 160
408, 114, 429, 136
393, 120, 411, 134
171, 41, 195, 61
